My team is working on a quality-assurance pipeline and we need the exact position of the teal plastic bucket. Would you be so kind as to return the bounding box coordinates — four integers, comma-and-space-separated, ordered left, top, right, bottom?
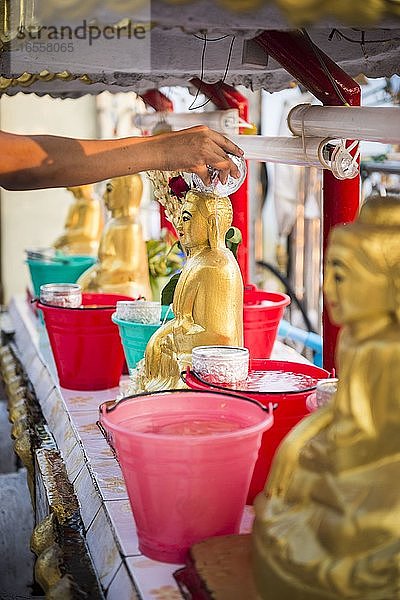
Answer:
112, 306, 174, 370
26, 255, 96, 296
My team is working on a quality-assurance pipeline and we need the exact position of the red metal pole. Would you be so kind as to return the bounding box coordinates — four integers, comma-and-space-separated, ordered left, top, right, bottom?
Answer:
321, 169, 359, 373
255, 30, 361, 372
190, 79, 250, 283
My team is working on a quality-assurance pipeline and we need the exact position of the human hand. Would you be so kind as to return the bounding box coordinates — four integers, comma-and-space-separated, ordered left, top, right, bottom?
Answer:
152, 125, 244, 185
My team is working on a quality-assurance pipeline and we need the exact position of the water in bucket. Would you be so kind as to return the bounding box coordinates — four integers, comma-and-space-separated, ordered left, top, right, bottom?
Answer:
100, 389, 273, 563
185, 359, 330, 503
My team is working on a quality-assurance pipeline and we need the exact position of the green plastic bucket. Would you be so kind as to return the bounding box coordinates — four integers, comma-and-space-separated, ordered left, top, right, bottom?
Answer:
26, 255, 96, 296
112, 306, 174, 371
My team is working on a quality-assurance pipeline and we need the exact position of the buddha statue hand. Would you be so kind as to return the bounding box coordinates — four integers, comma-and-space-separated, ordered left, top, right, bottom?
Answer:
299, 430, 334, 472
173, 320, 206, 354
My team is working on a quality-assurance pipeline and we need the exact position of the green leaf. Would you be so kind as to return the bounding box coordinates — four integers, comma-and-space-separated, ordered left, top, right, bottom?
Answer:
146, 238, 184, 278
161, 272, 181, 306
225, 226, 242, 259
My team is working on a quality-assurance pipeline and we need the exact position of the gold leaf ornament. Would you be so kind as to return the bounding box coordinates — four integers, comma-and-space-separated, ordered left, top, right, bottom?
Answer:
329, 0, 386, 24
147, 170, 184, 231
388, 0, 400, 16
215, 0, 264, 9
276, 0, 326, 24
35, 0, 148, 20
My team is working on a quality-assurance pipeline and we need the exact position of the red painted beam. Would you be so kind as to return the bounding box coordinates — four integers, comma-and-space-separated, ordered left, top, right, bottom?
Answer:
255, 30, 360, 106
190, 78, 232, 109
255, 30, 361, 373
140, 89, 174, 112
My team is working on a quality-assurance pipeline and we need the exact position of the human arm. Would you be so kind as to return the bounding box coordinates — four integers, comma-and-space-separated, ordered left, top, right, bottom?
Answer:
0, 126, 243, 191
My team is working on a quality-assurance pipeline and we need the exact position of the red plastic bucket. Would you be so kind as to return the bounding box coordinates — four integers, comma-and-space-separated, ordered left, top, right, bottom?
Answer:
184, 358, 330, 503
38, 293, 133, 390
100, 389, 273, 563
244, 285, 290, 359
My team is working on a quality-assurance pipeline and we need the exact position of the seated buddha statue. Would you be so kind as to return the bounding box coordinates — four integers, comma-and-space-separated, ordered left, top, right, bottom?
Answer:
252, 194, 400, 600
78, 174, 152, 300
53, 184, 103, 256
139, 189, 243, 392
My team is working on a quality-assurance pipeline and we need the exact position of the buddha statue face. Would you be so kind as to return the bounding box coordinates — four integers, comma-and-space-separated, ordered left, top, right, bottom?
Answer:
104, 175, 143, 212
324, 239, 390, 327
324, 195, 400, 328
176, 196, 208, 250
175, 190, 233, 251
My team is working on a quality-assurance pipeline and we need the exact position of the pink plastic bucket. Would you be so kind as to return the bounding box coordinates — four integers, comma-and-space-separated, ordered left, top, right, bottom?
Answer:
185, 359, 330, 503
99, 389, 273, 563
244, 284, 290, 359
38, 293, 133, 390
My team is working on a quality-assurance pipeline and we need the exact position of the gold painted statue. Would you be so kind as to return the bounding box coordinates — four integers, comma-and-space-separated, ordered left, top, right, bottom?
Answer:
78, 175, 152, 299
139, 189, 243, 391
53, 185, 103, 256
253, 194, 400, 600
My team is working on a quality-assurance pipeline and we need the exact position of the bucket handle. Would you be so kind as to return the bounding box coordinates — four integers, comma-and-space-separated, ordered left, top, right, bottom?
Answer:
99, 385, 275, 417
99, 398, 120, 414
180, 368, 188, 386
35, 297, 117, 310
180, 369, 275, 414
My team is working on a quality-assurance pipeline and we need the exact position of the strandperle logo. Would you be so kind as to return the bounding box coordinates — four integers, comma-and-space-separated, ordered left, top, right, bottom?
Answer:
16, 20, 148, 46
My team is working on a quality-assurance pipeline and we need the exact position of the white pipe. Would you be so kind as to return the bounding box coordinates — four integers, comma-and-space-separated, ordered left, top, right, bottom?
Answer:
288, 104, 400, 144
227, 134, 328, 168
134, 109, 240, 134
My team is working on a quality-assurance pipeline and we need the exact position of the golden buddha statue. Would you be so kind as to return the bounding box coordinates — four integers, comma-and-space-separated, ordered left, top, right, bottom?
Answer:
139, 189, 243, 392
77, 175, 151, 299
53, 184, 103, 256
252, 194, 400, 600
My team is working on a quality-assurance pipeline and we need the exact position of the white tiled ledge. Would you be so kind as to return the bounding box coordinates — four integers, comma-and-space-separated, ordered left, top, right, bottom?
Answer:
9, 295, 263, 599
